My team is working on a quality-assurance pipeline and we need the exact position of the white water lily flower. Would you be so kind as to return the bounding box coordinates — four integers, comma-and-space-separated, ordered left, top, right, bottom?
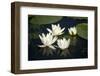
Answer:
57, 38, 70, 50
47, 24, 65, 36
39, 33, 57, 49
68, 27, 77, 35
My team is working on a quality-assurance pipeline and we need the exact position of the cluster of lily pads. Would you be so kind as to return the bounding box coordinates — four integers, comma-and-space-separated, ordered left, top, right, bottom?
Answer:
38, 24, 77, 51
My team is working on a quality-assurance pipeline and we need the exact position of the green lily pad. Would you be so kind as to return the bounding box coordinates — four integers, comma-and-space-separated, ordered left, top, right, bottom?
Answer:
76, 23, 88, 39
30, 15, 63, 24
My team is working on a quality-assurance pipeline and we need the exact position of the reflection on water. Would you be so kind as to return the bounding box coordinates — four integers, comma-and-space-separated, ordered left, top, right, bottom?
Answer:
28, 36, 88, 61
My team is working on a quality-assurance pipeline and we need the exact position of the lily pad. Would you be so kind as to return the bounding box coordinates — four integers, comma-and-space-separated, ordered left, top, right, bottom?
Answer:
30, 15, 63, 24
76, 23, 88, 39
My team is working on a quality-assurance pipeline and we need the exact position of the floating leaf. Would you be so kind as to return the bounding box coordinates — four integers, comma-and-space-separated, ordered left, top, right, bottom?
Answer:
76, 23, 88, 39
30, 15, 63, 24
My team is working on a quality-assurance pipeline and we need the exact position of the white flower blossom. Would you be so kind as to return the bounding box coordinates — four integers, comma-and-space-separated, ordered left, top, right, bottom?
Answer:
57, 38, 70, 50
68, 27, 77, 35
47, 24, 65, 36
38, 33, 57, 49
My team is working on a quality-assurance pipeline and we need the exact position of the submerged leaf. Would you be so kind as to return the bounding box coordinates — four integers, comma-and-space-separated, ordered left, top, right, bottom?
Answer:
76, 23, 88, 39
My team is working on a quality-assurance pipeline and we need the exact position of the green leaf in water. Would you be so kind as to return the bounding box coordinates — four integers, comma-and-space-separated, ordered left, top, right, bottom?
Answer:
30, 15, 63, 24
76, 23, 88, 39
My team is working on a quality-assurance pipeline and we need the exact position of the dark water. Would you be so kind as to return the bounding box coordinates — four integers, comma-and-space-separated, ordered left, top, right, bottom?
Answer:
28, 36, 88, 61
28, 16, 88, 61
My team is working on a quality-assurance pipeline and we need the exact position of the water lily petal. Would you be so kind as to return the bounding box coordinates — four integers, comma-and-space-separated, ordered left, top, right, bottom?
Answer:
73, 27, 77, 35
49, 24, 65, 36
49, 45, 56, 49
68, 27, 77, 35
68, 28, 72, 35
39, 35, 43, 40
52, 37, 57, 44
38, 45, 46, 47
38, 33, 57, 48
60, 27, 65, 32
47, 28, 52, 33
57, 24, 60, 27
57, 38, 70, 50
42, 33, 45, 38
